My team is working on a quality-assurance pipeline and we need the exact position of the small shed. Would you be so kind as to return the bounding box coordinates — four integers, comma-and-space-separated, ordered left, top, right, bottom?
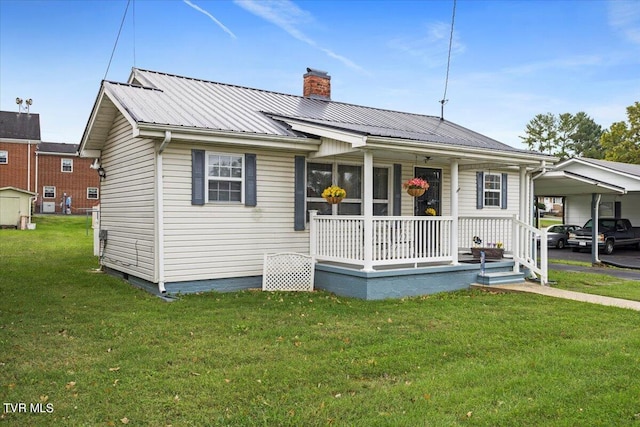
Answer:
0, 187, 36, 228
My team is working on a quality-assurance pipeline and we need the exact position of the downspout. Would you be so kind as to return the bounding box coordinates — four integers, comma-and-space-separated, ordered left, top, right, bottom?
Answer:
27, 141, 31, 192
156, 131, 171, 293
35, 150, 39, 212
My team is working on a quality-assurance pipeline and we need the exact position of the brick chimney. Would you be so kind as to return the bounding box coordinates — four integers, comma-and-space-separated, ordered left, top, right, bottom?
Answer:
303, 68, 331, 100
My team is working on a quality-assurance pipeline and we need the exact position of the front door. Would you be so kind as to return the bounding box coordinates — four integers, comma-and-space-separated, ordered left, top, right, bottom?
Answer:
414, 167, 441, 216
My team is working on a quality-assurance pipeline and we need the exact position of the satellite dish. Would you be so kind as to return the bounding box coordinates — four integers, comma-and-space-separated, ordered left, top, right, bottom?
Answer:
26, 99, 32, 105
16, 97, 23, 105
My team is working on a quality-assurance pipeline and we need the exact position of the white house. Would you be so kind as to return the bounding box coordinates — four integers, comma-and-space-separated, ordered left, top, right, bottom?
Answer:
79, 68, 554, 299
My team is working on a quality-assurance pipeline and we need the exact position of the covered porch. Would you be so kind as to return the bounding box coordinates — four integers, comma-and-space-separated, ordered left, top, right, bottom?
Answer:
300, 143, 551, 298
309, 213, 547, 298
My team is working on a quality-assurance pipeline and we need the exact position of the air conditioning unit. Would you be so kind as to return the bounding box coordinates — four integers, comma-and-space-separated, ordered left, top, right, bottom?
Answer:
42, 202, 55, 213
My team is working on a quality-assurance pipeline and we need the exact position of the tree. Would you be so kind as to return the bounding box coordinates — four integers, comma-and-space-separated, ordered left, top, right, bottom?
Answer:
520, 113, 557, 155
601, 102, 640, 164
520, 112, 603, 159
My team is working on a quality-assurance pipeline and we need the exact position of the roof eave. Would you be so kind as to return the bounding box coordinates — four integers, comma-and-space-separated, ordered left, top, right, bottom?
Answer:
366, 136, 557, 166
136, 123, 321, 152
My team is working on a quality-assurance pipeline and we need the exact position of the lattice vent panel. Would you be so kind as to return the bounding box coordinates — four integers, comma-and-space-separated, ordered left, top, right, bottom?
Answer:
262, 253, 314, 292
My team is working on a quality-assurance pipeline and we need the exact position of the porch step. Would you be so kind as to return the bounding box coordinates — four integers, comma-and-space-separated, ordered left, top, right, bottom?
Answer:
474, 271, 525, 286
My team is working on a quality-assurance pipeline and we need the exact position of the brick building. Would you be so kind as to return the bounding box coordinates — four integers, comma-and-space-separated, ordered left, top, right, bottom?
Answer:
0, 110, 100, 214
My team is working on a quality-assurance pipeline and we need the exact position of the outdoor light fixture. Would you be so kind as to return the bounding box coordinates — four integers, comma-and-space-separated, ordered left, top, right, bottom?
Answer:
98, 167, 106, 180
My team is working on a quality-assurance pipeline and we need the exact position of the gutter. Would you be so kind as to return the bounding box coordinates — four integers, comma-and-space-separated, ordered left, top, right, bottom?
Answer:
156, 130, 171, 293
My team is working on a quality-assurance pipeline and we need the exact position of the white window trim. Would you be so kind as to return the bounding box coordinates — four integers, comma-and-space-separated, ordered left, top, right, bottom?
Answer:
0, 150, 7, 164
205, 152, 244, 203
43, 186, 56, 199
483, 173, 502, 208
61, 158, 73, 173
87, 187, 99, 200
306, 161, 391, 215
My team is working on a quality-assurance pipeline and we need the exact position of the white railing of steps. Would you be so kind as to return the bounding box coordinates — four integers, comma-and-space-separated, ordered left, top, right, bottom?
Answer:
309, 212, 453, 268
310, 212, 547, 284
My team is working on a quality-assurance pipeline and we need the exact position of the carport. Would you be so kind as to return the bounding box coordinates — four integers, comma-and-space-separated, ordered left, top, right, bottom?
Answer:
534, 158, 640, 266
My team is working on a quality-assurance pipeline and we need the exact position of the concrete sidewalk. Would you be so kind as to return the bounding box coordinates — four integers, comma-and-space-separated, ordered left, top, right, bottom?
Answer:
473, 282, 640, 311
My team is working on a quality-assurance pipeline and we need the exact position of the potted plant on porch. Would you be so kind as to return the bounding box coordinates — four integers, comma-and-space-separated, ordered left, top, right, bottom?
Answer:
322, 185, 347, 204
471, 237, 504, 259
403, 177, 429, 197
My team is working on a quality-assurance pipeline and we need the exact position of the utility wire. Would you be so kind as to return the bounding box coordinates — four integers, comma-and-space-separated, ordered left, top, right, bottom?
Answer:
104, 0, 131, 80
440, 0, 457, 120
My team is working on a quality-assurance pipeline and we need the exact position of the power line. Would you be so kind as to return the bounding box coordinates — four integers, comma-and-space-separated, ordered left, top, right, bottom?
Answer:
440, 0, 457, 121
104, 0, 132, 81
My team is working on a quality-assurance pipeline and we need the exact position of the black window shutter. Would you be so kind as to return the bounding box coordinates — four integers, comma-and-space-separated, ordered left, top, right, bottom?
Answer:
245, 153, 257, 207
294, 156, 306, 231
501, 173, 508, 209
393, 164, 402, 216
191, 149, 205, 205
476, 171, 484, 209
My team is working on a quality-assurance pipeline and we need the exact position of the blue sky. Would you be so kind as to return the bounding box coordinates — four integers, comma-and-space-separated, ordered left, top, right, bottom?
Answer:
1, 0, 639, 148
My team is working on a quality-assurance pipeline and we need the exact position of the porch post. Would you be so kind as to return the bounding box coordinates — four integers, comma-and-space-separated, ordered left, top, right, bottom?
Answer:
519, 166, 527, 224
362, 150, 374, 271
450, 159, 459, 264
309, 210, 318, 260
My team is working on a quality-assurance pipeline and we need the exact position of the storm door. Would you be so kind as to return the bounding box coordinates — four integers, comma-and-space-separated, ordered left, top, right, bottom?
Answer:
413, 167, 441, 216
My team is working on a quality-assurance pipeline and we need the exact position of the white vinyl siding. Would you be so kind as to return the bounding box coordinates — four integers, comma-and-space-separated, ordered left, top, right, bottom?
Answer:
98, 114, 156, 282
162, 145, 309, 282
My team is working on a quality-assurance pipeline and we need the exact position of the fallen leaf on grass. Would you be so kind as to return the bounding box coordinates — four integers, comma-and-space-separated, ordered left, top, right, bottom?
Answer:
109, 367, 120, 372
65, 381, 76, 390
120, 417, 129, 424
466, 411, 473, 418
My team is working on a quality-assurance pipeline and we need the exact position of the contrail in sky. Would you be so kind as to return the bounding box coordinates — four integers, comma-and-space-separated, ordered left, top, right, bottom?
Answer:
183, 0, 237, 39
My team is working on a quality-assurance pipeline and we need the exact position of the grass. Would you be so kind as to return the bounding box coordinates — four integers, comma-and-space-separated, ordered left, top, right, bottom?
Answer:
2, 216, 640, 426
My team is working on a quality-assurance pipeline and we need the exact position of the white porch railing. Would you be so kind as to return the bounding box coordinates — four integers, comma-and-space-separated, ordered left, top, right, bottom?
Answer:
309, 213, 453, 268
309, 212, 548, 285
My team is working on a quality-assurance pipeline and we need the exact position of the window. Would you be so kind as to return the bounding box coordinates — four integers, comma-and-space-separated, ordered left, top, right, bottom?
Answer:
0, 150, 7, 164
43, 186, 56, 199
306, 162, 389, 216
87, 187, 99, 200
61, 158, 73, 172
483, 173, 502, 207
206, 153, 243, 202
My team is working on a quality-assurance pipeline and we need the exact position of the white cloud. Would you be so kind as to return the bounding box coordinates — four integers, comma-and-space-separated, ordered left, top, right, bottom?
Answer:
608, 0, 640, 44
234, 0, 366, 73
388, 21, 465, 67
183, 0, 237, 39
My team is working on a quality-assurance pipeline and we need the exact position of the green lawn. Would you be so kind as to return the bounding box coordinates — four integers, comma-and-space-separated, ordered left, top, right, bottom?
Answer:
2, 216, 640, 426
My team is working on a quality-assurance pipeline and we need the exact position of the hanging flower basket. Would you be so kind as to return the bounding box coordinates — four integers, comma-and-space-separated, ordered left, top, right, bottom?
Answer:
403, 177, 429, 197
324, 196, 344, 204
407, 188, 426, 197
321, 185, 346, 204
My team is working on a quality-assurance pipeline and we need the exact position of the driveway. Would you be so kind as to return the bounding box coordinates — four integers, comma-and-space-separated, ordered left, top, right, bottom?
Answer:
547, 246, 640, 281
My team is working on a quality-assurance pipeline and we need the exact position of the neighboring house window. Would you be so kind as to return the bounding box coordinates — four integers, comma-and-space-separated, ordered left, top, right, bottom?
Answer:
61, 158, 73, 172
43, 186, 56, 199
87, 187, 99, 200
0, 150, 7, 164
206, 153, 243, 202
476, 172, 507, 209
306, 162, 389, 215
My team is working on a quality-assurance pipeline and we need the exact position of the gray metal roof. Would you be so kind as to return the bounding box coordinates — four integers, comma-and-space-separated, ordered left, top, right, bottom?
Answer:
575, 158, 640, 178
92, 68, 535, 155
0, 110, 41, 140
37, 142, 79, 155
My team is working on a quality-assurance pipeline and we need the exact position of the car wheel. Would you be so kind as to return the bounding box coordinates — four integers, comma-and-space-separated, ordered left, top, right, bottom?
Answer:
603, 239, 614, 255
557, 239, 565, 249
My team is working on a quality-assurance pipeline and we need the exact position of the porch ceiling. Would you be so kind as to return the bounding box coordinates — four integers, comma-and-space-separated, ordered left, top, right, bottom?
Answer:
534, 170, 626, 196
